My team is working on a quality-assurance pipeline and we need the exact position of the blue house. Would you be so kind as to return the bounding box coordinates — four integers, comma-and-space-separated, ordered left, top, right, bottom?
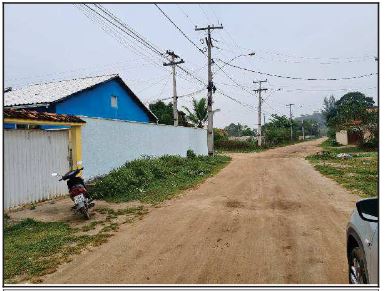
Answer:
4, 74, 158, 128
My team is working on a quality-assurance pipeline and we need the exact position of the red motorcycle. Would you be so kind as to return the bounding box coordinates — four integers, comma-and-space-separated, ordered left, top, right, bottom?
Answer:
52, 167, 94, 219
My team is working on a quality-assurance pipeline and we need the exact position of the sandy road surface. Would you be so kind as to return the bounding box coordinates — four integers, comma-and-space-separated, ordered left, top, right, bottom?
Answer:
43, 139, 359, 284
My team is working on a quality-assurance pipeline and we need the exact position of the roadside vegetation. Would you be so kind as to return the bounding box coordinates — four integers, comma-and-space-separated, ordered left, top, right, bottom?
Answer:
322, 92, 378, 148
4, 206, 147, 283
90, 153, 231, 204
307, 91, 378, 197
214, 114, 321, 153
306, 139, 378, 197
4, 152, 230, 283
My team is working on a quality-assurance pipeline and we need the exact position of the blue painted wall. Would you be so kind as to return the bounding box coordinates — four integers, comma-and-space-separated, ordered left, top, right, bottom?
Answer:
55, 79, 151, 123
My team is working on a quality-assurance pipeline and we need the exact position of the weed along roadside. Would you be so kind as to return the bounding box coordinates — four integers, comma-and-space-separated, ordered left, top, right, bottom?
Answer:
4, 153, 231, 284
306, 139, 378, 197
90, 154, 231, 204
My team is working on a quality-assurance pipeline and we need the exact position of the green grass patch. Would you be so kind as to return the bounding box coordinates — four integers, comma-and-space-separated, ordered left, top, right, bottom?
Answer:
4, 205, 148, 283
90, 154, 231, 204
3, 218, 110, 283
307, 139, 378, 197
215, 139, 263, 153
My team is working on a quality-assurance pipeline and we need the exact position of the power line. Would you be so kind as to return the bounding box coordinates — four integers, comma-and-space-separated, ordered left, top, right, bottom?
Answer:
79, 3, 259, 117
136, 72, 173, 94
176, 4, 196, 26
83, 4, 163, 57
255, 49, 375, 62
155, 88, 206, 102
199, 4, 211, 23
216, 89, 256, 111
216, 59, 378, 81
92, 4, 165, 57
214, 62, 255, 97
76, 4, 166, 69
154, 4, 206, 55
79, 4, 208, 91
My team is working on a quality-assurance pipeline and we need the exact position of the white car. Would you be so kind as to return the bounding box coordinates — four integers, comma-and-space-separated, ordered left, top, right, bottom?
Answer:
346, 197, 378, 284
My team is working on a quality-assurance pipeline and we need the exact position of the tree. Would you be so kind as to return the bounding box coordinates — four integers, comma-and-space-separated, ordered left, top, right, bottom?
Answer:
325, 92, 375, 130
213, 128, 228, 143
296, 114, 325, 136
224, 123, 242, 136
183, 98, 208, 128
224, 123, 255, 137
263, 114, 300, 146
149, 101, 173, 125
322, 95, 337, 127
149, 100, 190, 126
302, 119, 320, 137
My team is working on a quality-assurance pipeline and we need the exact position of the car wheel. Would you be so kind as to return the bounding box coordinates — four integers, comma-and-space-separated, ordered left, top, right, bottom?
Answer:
349, 246, 368, 284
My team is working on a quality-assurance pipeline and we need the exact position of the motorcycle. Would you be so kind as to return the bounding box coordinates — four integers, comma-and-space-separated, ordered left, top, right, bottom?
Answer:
52, 167, 94, 219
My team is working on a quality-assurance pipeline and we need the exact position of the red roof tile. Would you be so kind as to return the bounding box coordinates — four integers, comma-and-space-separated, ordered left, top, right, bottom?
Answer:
4, 109, 86, 124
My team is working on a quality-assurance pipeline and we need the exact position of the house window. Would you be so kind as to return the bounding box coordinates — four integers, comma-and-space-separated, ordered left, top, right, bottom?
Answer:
111, 95, 118, 108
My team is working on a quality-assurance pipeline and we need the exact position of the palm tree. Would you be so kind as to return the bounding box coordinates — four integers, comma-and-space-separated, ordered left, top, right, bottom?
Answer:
183, 98, 208, 128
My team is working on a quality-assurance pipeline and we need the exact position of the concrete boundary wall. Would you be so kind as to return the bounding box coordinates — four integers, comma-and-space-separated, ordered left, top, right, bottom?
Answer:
81, 117, 208, 179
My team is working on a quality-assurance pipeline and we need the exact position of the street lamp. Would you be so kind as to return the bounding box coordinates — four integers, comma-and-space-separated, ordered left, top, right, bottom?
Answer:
226, 52, 255, 66
214, 52, 255, 73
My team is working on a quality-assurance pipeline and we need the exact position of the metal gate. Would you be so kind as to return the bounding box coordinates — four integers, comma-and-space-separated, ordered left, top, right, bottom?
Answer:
4, 129, 70, 209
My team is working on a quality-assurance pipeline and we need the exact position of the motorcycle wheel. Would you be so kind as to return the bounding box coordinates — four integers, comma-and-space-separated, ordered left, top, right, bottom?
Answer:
81, 207, 90, 220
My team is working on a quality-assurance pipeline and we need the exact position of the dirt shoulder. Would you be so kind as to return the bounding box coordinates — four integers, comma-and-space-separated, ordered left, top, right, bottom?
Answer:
36, 139, 360, 284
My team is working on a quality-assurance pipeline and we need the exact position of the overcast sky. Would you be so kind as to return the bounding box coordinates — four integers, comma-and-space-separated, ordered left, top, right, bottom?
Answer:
4, 3, 378, 128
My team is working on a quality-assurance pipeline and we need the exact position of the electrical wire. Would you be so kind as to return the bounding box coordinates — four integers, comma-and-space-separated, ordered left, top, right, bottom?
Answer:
76, 4, 166, 70
92, 4, 165, 57
154, 4, 206, 55
79, 3, 262, 115
216, 59, 378, 81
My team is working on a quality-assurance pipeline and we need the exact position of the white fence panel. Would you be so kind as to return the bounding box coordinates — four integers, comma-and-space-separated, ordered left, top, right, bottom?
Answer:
4, 130, 70, 209
81, 117, 208, 179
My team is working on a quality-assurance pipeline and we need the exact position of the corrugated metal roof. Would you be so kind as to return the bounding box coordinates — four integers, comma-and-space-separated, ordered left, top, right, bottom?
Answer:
4, 108, 86, 123
4, 74, 118, 106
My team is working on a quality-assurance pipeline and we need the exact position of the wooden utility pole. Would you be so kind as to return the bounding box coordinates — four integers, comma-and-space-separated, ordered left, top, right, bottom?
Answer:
286, 103, 295, 141
195, 24, 223, 156
302, 119, 305, 140
253, 79, 267, 146
163, 50, 184, 126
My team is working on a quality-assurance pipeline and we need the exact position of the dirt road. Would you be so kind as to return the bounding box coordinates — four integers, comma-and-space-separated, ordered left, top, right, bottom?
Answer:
43, 139, 359, 284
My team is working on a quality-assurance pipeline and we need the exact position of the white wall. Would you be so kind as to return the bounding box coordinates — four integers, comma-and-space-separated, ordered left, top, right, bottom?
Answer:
336, 130, 348, 145
81, 117, 208, 179
4, 130, 70, 209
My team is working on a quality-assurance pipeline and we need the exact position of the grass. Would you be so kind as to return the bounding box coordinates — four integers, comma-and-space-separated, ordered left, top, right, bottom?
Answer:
214, 139, 264, 153
4, 218, 110, 283
5, 154, 230, 283
90, 154, 231, 204
306, 139, 378, 197
215, 138, 310, 153
4, 205, 148, 284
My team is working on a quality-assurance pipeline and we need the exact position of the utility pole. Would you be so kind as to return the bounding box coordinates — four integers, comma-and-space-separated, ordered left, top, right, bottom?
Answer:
195, 24, 223, 156
163, 50, 184, 126
253, 79, 268, 146
286, 103, 295, 141
301, 119, 305, 140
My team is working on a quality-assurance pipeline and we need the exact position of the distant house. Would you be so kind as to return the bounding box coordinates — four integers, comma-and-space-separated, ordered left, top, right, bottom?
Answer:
4, 74, 157, 128
335, 107, 378, 145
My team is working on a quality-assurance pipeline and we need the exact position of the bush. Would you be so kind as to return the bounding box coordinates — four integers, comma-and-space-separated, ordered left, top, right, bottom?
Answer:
186, 149, 196, 158
215, 139, 261, 152
214, 128, 228, 143
263, 127, 292, 147
327, 127, 336, 139
325, 138, 342, 147
90, 155, 231, 204
360, 136, 378, 150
